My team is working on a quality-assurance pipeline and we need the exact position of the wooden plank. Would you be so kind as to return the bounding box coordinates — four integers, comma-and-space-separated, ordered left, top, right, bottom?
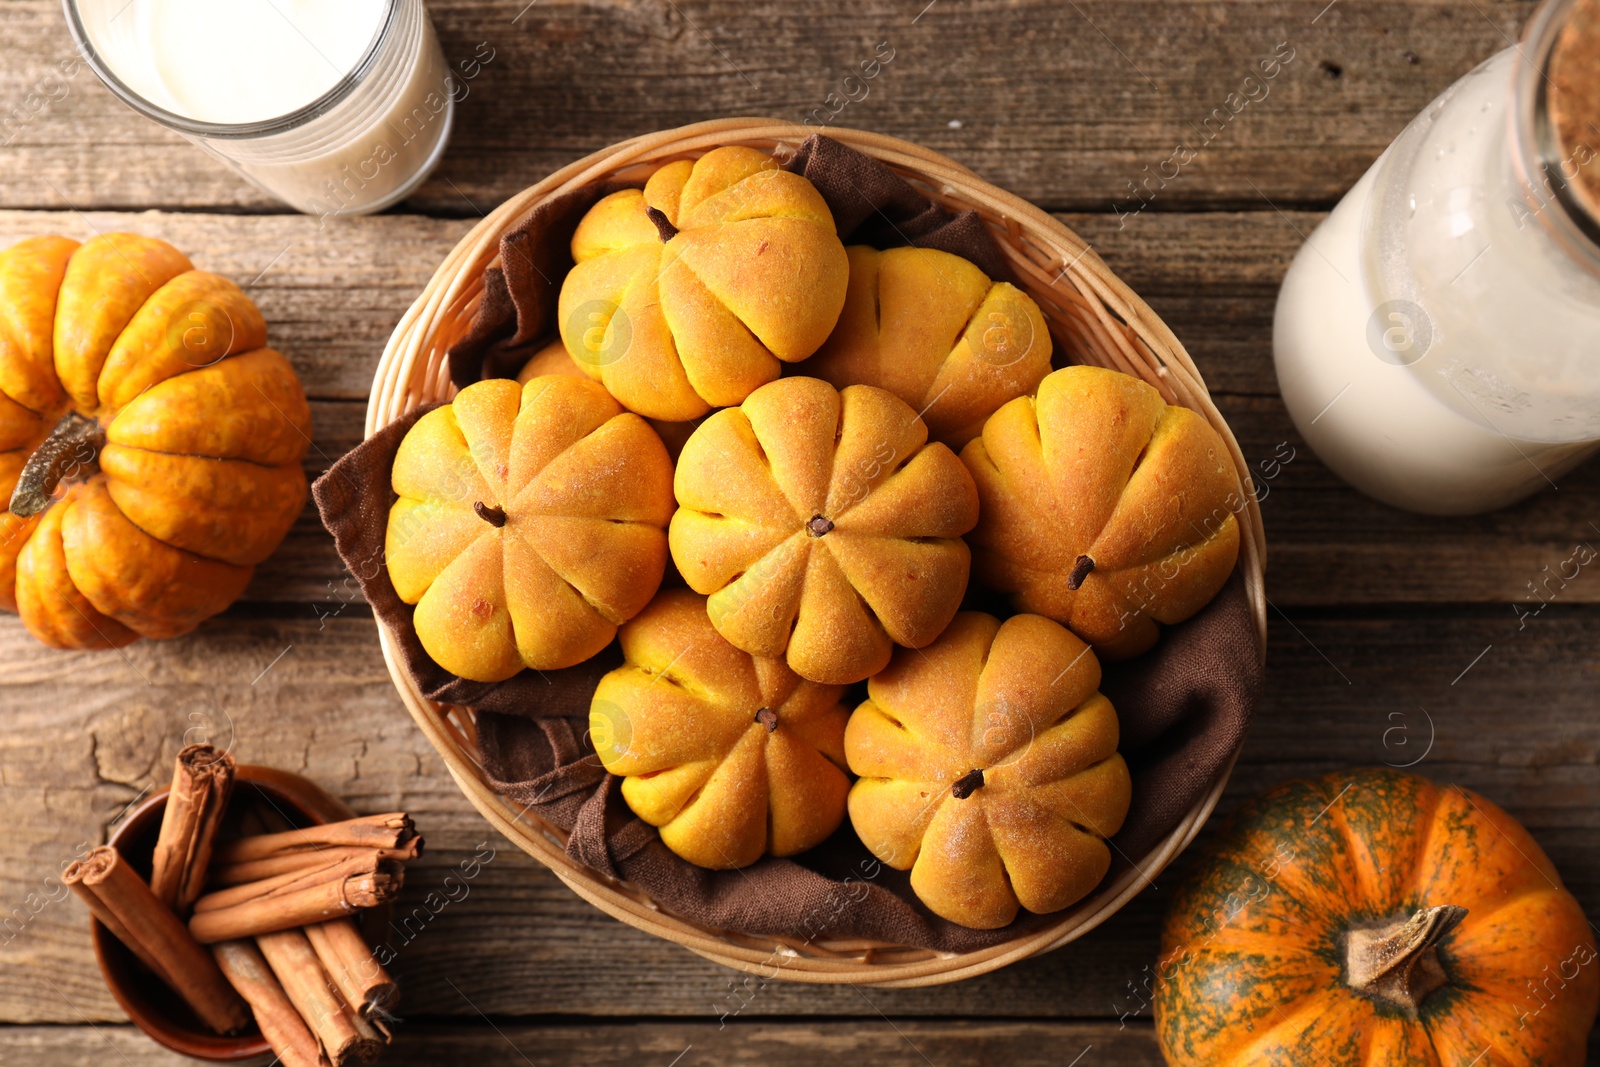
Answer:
0, 1, 1535, 213
0, 604, 1594, 1022
4, 1018, 1596, 1066
0, 1020, 1162, 1065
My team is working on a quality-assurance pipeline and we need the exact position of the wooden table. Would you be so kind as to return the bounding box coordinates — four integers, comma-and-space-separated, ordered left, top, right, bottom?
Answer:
2, 0, 1596, 1062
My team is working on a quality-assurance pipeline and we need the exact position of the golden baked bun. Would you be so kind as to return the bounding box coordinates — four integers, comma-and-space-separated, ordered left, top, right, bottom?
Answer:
845, 612, 1131, 929
515, 338, 586, 383
961, 365, 1242, 659
590, 589, 850, 869
517, 339, 701, 461
807, 245, 1052, 448
387, 375, 674, 682
557, 146, 848, 421
670, 376, 979, 685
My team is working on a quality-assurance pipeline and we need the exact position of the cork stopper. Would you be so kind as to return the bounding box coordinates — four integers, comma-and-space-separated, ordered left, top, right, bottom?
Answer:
1549, 0, 1600, 219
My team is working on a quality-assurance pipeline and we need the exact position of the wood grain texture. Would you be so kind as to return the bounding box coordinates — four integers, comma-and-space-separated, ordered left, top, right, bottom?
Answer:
0, 1, 1534, 213
0, 0, 1596, 1060
0, 1020, 1162, 1065
0, 604, 1593, 1024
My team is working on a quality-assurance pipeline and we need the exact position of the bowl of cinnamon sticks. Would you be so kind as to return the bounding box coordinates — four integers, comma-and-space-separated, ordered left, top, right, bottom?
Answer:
67, 744, 423, 1065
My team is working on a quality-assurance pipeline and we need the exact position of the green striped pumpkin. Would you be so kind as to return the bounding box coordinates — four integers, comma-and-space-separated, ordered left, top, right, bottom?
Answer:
1155, 768, 1597, 1065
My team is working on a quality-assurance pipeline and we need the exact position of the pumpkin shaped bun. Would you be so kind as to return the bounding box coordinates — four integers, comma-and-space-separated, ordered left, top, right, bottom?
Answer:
1155, 768, 1599, 1066
386, 375, 674, 682
590, 589, 851, 870
807, 245, 1052, 448
670, 376, 980, 686
961, 365, 1242, 659
845, 612, 1132, 930
517, 339, 702, 462
557, 146, 849, 422
0, 233, 311, 650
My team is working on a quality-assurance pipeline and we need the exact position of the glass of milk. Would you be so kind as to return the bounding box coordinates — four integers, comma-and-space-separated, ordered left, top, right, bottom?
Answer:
1274, 0, 1600, 515
64, 0, 455, 218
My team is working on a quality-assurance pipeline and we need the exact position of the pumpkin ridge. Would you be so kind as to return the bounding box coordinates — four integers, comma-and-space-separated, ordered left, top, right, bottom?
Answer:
655, 249, 773, 390
1327, 770, 1445, 916
605, 250, 672, 367
1077, 415, 1163, 571
661, 226, 821, 362
1451, 785, 1568, 894
860, 702, 972, 787
735, 407, 813, 529
95, 353, 313, 470
627, 659, 720, 706
1001, 409, 1074, 563
916, 273, 993, 404
1223, 985, 1360, 1063
826, 446, 920, 527
0, 383, 53, 421
94, 439, 294, 471
1432, 884, 1563, 955
1028, 766, 1123, 844
500, 527, 619, 634
88, 477, 257, 570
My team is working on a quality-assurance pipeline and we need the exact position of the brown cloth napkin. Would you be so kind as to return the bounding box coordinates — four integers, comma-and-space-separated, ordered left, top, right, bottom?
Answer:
314, 134, 1262, 952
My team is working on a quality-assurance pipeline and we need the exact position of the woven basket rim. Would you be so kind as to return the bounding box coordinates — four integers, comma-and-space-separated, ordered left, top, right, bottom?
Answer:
367, 117, 1268, 987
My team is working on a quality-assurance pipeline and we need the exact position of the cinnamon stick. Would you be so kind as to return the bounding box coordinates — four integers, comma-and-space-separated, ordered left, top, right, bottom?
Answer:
189, 861, 404, 944
305, 918, 398, 1019
256, 928, 379, 1066
150, 744, 236, 914
76, 847, 250, 1034
209, 840, 422, 889
345, 1001, 389, 1054
212, 940, 330, 1067
194, 852, 383, 916
64, 860, 178, 989
212, 815, 415, 865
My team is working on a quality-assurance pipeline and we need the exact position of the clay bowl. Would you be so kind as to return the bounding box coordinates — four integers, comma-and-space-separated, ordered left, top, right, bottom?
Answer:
93, 764, 355, 1062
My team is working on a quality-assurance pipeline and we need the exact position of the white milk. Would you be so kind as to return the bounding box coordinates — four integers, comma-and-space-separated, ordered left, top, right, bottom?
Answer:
82, 0, 387, 124
1274, 45, 1600, 515
70, 0, 454, 216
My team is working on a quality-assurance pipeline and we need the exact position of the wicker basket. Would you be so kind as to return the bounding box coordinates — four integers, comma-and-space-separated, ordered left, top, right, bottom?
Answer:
368, 118, 1268, 987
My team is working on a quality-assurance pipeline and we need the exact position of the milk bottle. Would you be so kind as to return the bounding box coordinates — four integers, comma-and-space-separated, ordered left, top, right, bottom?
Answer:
66, 0, 455, 218
1274, 0, 1600, 514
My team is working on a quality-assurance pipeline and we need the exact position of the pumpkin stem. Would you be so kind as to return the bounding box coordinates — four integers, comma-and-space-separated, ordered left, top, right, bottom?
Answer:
1346, 904, 1468, 1012
951, 768, 985, 799
755, 707, 779, 732
1066, 554, 1096, 590
645, 206, 679, 243
8, 411, 105, 518
473, 501, 507, 527
806, 515, 834, 537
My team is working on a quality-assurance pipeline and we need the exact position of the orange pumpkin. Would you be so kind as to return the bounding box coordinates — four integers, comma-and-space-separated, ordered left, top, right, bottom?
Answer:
0, 234, 311, 649
1155, 768, 1598, 1066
